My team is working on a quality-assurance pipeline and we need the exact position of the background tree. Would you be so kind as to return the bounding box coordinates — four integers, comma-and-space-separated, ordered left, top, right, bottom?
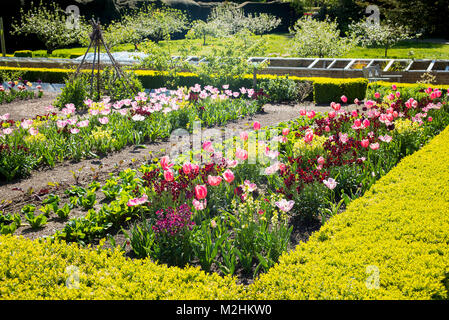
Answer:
186, 20, 220, 46
244, 13, 282, 36
348, 20, 416, 58
290, 16, 355, 58
11, 0, 86, 54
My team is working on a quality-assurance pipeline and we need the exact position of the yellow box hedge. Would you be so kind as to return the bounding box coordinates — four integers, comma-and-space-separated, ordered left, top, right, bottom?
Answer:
1, 124, 449, 299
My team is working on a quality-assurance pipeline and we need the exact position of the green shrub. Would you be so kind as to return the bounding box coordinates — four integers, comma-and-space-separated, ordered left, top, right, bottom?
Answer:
258, 76, 303, 103
54, 73, 89, 109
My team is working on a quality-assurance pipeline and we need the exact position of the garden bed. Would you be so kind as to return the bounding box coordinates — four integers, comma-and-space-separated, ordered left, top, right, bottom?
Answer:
1, 84, 448, 286
1, 110, 449, 299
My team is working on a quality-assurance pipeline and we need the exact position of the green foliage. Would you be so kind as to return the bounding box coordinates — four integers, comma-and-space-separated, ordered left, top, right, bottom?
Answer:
313, 77, 368, 104
54, 73, 89, 110
192, 30, 267, 89
258, 76, 311, 103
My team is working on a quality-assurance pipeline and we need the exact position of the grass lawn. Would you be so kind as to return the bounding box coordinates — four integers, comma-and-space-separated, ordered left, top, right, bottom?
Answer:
27, 33, 449, 60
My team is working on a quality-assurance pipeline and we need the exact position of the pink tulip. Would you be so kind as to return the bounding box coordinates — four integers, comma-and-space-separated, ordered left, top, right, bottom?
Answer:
282, 128, 290, 136
253, 121, 261, 131
395, 91, 401, 98
275, 199, 295, 212
428, 116, 433, 122
240, 131, 249, 141
202, 141, 214, 153
222, 169, 235, 183
195, 184, 208, 200
299, 109, 306, 116
193, 199, 207, 211
3, 128, 13, 135
163, 169, 174, 182
361, 139, 370, 148
76, 120, 89, 128
331, 103, 341, 111
235, 148, 248, 161
362, 119, 370, 128
264, 162, 280, 175
160, 156, 174, 171
341, 95, 348, 103
392, 84, 397, 91
317, 156, 325, 165
379, 134, 392, 143
351, 110, 358, 118
99, 117, 109, 125
323, 178, 338, 190
241, 180, 257, 192
339, 132, 349, 144
29, 127, 39, 136
374, 92, 381, 99
207, 175, 222, 186
70, 128, 79, 134
307, 110, 316, 119
127, 194, 148, 207
328, 111, 336, 119
369, 142, 380, 150
182, 162, 193, 175
325, 125, 331, 132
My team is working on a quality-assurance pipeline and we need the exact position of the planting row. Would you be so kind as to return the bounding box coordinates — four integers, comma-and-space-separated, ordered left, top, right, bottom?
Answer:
0, 85, 262, 181
0, 79, 44, 104
2, 85, 448, 279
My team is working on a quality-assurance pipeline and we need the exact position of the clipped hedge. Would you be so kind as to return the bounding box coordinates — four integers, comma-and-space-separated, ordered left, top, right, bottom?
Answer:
0, 236, 244, 299
0, 66, 368, 103
312, 77, 368, 104
247, 125, 449, 300
1, 124, 449, 299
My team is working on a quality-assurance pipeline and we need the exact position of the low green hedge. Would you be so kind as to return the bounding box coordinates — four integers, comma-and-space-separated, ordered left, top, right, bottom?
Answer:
312, 77, 368, 104
247, 124, 449, 299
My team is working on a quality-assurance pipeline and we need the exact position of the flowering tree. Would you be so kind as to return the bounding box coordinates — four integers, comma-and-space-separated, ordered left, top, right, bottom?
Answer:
11, 1, 85, 54
348, 20, 415, 58
290, 16, 355, 58
190, 2, 282, 43
123, 4, 189, 46
244, 13, 282, 36
186, 20, 221, 45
